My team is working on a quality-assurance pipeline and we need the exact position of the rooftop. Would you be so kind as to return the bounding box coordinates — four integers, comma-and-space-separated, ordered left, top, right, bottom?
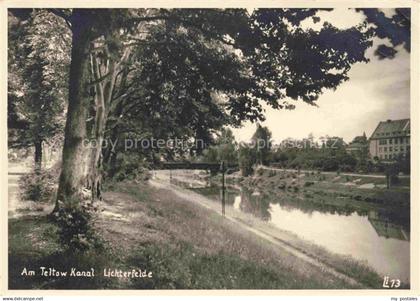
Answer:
370, 119, 410, 139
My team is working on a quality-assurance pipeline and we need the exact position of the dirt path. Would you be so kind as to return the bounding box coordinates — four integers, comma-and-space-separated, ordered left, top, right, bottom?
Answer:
149, 178, 363, 287
8, 162, 31, 218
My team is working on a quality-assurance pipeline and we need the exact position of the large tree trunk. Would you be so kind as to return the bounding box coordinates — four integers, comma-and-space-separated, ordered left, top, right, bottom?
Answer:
86, 46, 118, 201
104, 98, 125, 178
54, 14, 94, 210
87, 34, 127, 200
87, 99, 106, 200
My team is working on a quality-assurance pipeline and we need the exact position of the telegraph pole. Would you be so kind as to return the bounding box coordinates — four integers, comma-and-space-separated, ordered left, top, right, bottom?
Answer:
220, 161, 226, 216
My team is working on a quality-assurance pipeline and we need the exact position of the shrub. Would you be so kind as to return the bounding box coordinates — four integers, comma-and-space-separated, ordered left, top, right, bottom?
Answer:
108, 153, 151, 182
53, 198, 103, 252
304, 181, 314, 187
19, 165, 60, 202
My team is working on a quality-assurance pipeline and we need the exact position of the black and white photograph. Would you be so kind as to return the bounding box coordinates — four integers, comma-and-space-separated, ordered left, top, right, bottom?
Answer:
4, 5, 416, 292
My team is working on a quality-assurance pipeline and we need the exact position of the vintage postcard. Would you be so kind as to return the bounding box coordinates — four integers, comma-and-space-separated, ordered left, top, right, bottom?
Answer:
1, 0, 419, 296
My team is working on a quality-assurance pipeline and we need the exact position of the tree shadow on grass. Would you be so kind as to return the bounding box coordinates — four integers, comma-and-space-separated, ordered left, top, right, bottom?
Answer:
8, 215, 121, 289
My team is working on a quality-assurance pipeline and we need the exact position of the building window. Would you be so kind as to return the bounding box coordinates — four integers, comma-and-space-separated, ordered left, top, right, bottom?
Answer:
379, 147, 382, 153
400, 137, 404, 144
379, 139, 387, 145
384, 147, 387, 152
394, 138, 398, 144
395, 147, 399, 152
400, 146, 404, 151
389, 138, 393, 144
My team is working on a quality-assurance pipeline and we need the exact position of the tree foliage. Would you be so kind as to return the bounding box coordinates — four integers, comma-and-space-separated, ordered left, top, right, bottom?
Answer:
7, 8, 411, 248
251, 124, 272, 165
357, 8, 410, 59
201, 128, 238, 165
8, 10, 70, 170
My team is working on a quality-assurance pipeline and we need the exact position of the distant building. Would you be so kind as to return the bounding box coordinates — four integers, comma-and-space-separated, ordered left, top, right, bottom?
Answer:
369, 119, 410, 161
346, 133, 368, 155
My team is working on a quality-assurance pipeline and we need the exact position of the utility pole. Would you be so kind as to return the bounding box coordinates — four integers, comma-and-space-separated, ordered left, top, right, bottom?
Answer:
220, 161, 226, 216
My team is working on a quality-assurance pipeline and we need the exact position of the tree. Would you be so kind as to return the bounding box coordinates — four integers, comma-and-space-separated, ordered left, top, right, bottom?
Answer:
216, 128, 238, 164
201, 128, 238, 165
238, 144, 256, 177
27, 8, 374, 211
349, 133, 370, 172
49, 9, 162, 205
252, 124, 272, 165
8, 10, 70, 171
351, 132, 368, 144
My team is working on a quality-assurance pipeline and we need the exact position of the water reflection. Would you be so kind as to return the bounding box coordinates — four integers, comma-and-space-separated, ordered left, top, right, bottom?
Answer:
192, 185, 410, 239
189, 184, 410, 282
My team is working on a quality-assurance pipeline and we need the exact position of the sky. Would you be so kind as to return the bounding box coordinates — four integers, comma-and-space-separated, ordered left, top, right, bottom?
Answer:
230, 8, 410, 144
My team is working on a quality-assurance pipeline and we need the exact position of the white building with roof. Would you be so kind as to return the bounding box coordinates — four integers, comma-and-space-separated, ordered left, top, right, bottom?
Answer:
368, 119, 410, 161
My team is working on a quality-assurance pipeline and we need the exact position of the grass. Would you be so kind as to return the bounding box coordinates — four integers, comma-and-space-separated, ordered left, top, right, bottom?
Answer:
8, 216, 122, 289
128, 243, 314, 289
9, 179, 405, 290
9, 209, 338, 289
108, 182, 383, 289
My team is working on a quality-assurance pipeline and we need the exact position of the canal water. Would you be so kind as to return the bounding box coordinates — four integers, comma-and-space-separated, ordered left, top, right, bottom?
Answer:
188, 183, 410, 283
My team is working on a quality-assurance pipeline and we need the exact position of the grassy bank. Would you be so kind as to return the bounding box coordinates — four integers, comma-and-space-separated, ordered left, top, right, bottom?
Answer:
233, 168, 410, 214
9, 180, 395, 289
8, 216, 121, 289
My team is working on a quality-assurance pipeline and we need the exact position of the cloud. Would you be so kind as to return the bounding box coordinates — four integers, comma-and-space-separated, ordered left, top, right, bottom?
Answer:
231, 10, 410, 144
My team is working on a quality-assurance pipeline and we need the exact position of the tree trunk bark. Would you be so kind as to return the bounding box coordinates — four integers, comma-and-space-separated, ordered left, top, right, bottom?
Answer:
105, 90, 126, 178
54, 15, 94, 211
87, 48, 118, 201
87, 104, 106, 200
34, 139, 43, 173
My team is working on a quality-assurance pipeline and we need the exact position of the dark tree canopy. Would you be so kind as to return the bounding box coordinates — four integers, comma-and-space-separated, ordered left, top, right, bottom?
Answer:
357, 8, 410, 59
7, 7, 411, 211
8, 10, 70, 162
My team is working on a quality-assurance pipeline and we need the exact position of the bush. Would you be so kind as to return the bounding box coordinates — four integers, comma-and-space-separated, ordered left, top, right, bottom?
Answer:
304, 181, 314, 187
107, 153, 151, 182
19, 165, 60, 202
53, 198, 103, 252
